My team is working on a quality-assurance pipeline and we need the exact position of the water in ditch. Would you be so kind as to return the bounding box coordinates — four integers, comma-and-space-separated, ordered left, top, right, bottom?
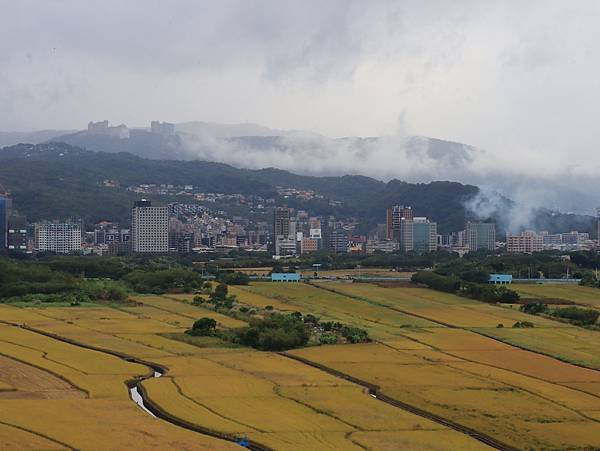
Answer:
129, 370, 162, 417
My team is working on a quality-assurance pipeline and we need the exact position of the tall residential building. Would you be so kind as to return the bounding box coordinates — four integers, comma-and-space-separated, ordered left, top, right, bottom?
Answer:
273, 207, 295, 256
597, 207, 600, 243
327, 227, 349, 253
273, 207, 291, 237
466, 222, 496, 251
0, 193, 7, 249
34, 221, 82, 254
506, 231, 543, 254
386, 205, 413, 240
7, 214, 28, 251
412, 217, 438, 253
131, 200, 169, 253
398, 217, 414, 252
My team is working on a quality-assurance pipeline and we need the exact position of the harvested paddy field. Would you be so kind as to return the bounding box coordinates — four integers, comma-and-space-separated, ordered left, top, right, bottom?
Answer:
0, 354, 85, 400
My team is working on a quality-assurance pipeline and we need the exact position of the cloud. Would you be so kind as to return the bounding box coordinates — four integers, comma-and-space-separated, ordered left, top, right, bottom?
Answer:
1, 0, 600, 212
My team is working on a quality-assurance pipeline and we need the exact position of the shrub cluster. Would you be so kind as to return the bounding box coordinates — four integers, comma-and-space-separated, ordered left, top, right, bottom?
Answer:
412, 271, 520, 303
186, 311, 370, 351
124, 268, 203, 294
551, 306, 599, 326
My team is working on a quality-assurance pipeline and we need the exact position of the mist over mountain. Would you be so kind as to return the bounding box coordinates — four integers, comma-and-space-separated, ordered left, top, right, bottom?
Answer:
0, 141, 594, 237
0, 130, 75, 147
1, 120, 597, 225
28, 121, 595, 218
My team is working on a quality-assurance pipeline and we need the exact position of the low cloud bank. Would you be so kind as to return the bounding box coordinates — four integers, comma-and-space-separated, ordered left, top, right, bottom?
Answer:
178, 130, 598, 228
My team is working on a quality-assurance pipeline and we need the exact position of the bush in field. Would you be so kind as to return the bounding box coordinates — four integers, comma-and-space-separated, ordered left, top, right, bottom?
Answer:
234, 313, 310, 351
81, 280, 129, 302
460, 269, 490, 284
412, 270, 520, 303
340, 326, 370, 344
411, 271, 460, 293
187, 317, 217, 336
513, 321, 534, 328
192, 295, 205, 305
124, 268, 203, 294
207, 283, 237, 309
551, 306, 599, 326
210, 283, 228, 302
218, 272, 250, 285
319, 332, 338, 345
520, 303, 548, 315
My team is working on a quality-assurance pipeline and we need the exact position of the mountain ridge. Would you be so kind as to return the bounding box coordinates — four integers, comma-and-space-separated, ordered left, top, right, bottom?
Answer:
0, 142, 594, 237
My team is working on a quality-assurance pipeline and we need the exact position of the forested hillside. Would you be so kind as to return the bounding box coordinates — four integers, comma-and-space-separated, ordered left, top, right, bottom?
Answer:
0, 142, 593, 235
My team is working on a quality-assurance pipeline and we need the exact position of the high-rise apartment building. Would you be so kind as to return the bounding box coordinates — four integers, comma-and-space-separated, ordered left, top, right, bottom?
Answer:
131, 200, 169, 253
506, 231, 543, 254
273, 207, 296, 256
273, 207, 291, 238
596, 207, 600, 243
386, 205, 413, 240
327, 227, 349, 253
398, 217, 414, 252
412, 217, 438, 253
7, 214, 28, 251
34, 221, 82, 254
466, 222, 496, 251
0, 193, 7, 249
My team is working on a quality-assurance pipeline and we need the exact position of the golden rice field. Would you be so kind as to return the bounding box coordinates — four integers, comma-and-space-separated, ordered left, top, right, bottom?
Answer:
240, 282, 438, 340
239, 282, 600, 449
144, 349, 489, 450
0, 354, 85, 400
512, 283, 600, 307
231, 266, 413, 278
289, 342, 600, 450
2, 280, 600, 450
321, 282, 600, 368
0, 317, 235, 450
0, 296, 490, 450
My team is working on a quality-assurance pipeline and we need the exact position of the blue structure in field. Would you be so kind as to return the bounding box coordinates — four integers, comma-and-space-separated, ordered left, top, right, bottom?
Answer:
271, 272, 301, 282
489, 274, 512, 285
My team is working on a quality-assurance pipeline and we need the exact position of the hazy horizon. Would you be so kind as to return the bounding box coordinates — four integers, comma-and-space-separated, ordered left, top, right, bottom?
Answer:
3, 2, 600, 158
3, 1, 600, 215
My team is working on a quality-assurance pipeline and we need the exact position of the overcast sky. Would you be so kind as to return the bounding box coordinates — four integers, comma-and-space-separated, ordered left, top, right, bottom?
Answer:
2, 0, 600, 164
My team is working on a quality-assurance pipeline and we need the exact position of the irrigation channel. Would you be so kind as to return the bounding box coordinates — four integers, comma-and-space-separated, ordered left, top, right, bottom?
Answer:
0, 321, 271, 451
282, 353, 517, 451
3, 319, 516, 451
128, 369, 161, 417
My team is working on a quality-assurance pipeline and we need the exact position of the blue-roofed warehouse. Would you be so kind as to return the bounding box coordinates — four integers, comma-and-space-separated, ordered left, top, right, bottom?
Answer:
489, 274, 513, 285
271, 272, 301, 282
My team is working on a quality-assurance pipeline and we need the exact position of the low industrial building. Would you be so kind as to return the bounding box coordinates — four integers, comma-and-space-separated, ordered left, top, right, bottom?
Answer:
271, 273, 301, 282
489, 274, 513, 284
